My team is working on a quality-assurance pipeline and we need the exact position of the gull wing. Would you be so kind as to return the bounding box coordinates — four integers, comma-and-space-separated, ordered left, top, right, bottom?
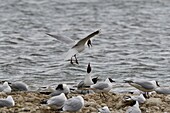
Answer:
73, 30, 100, 48
77, 81, 84, 89
0, 86, 4, 92
0, 100, 12, 107
11, 82, 28, 91
134, 81, 155, 90
91, 82, 109, 90
50, 90, 62, 97
46, 33, 74, 44
47, 96, 65, 106
155, 87, 170, 94
63, 97, 83, 112
126, 105, 141, 113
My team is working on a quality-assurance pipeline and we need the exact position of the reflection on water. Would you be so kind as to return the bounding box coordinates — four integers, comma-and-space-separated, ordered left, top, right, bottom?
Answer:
0, 0, 170, 90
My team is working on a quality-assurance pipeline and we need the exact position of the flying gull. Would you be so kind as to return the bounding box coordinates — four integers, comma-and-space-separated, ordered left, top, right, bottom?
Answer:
47, 30, 100, 64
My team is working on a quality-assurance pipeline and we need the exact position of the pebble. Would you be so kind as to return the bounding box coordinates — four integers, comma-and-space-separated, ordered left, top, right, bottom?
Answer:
146, 98, 162, 106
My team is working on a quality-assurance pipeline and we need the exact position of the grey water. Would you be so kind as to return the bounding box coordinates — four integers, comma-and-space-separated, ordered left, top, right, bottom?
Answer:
0, 0, 170, 91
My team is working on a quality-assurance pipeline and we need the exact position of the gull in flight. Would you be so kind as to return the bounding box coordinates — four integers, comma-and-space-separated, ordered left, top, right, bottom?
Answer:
62, 95, 84, 112
0, 96, 15, 108
46, 30, 100, 64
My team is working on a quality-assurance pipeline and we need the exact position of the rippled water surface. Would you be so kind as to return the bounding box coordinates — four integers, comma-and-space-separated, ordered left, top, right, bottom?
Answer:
0, 0, 170, 90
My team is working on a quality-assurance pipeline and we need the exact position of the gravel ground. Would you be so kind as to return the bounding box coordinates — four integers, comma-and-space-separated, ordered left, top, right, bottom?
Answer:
0, 91, 170, 113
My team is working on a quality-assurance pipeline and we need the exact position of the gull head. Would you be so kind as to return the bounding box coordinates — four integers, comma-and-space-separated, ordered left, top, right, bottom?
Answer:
87, 63, 92, 73
156, 81, 160, 87
77, 96, 84, 106
55, 84, 64, 90
87, 40, 92, 48
92, 76, 99, 84
3, 82, 9, 87
62, 84, 70, 94
3, 82, 12, 93
108, 78, 115, 83
6, 96, 15, 106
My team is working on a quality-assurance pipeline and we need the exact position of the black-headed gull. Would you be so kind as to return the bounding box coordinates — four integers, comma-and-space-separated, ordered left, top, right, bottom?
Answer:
125, 80, 159, 92
125, 101, 141, 113
50, 83, 70, 97
62, 95, 84, 112
90, 78, 115, 98
10, 81, 28, 91
0, 96, 15, 107
47, 30, 100, 64
123, 94, 146, 104
77, 63, 99, 89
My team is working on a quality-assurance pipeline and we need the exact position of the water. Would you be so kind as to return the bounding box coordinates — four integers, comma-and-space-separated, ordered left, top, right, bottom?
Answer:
0, 0, 170, 91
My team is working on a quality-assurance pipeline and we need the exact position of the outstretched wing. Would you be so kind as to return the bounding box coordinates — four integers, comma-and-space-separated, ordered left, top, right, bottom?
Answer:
46, 33, 74, 44
73, 30, 100, 48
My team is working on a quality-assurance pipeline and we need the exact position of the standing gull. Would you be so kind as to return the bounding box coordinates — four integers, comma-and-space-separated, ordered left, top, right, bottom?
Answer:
124, 80, 159, 93
0, 96, 15, 107
90, 78, 115, 98
62, 95, 84, 112
47, 30, 100, 64
77, 63, 98, 89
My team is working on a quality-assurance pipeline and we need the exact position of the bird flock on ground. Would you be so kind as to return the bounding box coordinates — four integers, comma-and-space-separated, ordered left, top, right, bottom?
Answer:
0, 30, 170, 112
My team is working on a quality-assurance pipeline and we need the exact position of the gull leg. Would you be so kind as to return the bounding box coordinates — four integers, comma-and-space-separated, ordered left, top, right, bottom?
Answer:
146, 92, 150, 98
70, 57, 74, 64
99, 93, 103, 98
74, 54, 79, 64
99, 92, 107, 100
102, 92, 107, 99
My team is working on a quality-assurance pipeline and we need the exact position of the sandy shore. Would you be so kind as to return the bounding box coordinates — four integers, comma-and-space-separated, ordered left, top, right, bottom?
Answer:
0, 91, 170, 113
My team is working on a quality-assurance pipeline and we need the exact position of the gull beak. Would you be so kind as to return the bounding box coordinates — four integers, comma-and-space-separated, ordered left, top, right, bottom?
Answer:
156, 81, 160, 87
108, 78, 115, 83
87, 63, 91, 73
87, 40, 92, 48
